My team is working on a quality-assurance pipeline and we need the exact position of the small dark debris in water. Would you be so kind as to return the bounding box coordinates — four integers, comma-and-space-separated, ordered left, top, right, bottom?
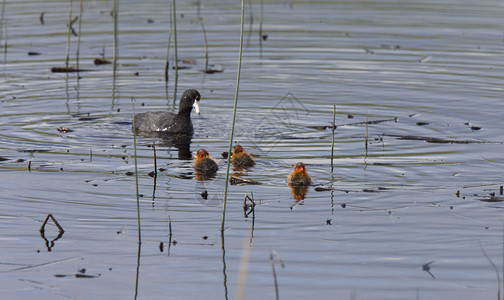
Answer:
340, 203, 346, 208
201, 190, 208, 200
479, 196, 504, 202
221, 152, 229, 159
470, 126, 481, 131
117, 108, 120, 112
326, 219, 332, 225
57, 126, 73, 133
94, 57, 111, 65
416, 122, 429, 126
159, 242, 164, 252
148, 171, 156, 177
262, 34, 268, 40
362, 189, 377, 193
173, 65, 190, 70
202, 68, 224, 74
409, 113, 418, 117
181, 59, 197, 64
314, 187, 332, 192
28, 51, 41, 56
159, 168, 166, 172
78, 116, 100, 121
75, 273, 99, 278
40, 12, 45, 25
78, 268, 86, 274
202, 236, 208, 240
450, 206, 453, 209
134, 72, 139, 76
51, 67, 90, 73
347, 114, 354, 119
500, 185, 503, 195
422, 261, 435, 279
16, 159, 25, 163
230, 176, 261, 185
92, 184, 98, 187
147, 19, 154, 23
121, 157, 126, 160
172, 240, 177, 245
125, 171, 134, 176
377, 187, 391, 190
60, 168, 63, 171
139, 194, 144, 197
388, 210, 392, 214
19, 149, 50, 153
455, 190, 460, 197
0, 156, 8, 162
485, 227, 489, 230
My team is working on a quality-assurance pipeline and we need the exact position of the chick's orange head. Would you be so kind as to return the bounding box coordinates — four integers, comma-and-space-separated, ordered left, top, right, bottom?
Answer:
196, 149, 210, 159
232, 144, 244, 155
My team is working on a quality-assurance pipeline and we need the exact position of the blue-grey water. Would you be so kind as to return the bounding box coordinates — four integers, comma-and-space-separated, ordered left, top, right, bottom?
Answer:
1, 0, 504, 299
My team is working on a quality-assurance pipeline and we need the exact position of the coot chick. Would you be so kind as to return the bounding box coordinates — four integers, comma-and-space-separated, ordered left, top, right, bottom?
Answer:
288, 162, 311, 186
231, 144, 255, 168
133, 89, 200, 134
194, 149, 218, 174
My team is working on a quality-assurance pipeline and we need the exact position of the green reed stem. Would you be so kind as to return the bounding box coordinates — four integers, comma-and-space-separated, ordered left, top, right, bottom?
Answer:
76, 0, 83, 69
221, 0, 245, 232
131, 99, 142, 244
65, 0, 73, 68
331, 105, 336, 173
172, 0, 178, 101
164, 2, 173, 83
112, 0, 118, 75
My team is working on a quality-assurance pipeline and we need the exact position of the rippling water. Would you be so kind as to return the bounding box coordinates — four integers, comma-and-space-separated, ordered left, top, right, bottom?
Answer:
1, 0, 504, 299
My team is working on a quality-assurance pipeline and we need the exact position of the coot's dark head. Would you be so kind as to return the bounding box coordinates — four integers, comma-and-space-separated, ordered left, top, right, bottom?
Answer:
179, 89, 201, 116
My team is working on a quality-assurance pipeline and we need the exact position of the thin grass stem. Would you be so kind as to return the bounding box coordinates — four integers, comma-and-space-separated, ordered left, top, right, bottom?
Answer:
65, 0, 73, 68
112, 0, 118, 76
75, 0, 83, 69
131, 98, 142, 244
172, 0, 178, 101
164, 3, 173, 83
221, 0, 245, 232
331, 105, 336, 173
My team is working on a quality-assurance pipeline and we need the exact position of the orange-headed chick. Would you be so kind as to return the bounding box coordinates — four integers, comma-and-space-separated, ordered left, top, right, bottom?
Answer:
288, 162, 311, 186
194, 149, 218, 174
231, 144, 255, 168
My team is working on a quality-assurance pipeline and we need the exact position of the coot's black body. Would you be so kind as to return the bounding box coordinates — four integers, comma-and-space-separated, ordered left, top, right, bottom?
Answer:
133, 89, 200, 135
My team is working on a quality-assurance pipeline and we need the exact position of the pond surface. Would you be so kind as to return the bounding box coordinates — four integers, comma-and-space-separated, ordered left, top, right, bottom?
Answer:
1, 0, 504, 299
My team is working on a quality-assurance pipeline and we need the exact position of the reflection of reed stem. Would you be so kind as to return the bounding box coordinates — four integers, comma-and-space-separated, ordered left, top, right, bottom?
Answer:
65, 0, 73, 68
221, 0, 245, 232
172, 0, 178, 101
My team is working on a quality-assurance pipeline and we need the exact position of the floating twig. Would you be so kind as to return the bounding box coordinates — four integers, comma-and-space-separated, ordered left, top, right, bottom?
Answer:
243, 192, 256, 218
40, 213, 65, 233
383, 133, 499, 144
230, 175, 261, 186
65, 0, 73, 68
308, 117, 398, 130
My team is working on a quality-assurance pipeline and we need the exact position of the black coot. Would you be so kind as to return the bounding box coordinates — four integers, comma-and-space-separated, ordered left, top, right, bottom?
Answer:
133, 89, 201, 135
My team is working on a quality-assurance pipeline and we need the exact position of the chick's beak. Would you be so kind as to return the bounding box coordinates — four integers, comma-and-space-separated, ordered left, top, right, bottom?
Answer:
193, 100, 200, 116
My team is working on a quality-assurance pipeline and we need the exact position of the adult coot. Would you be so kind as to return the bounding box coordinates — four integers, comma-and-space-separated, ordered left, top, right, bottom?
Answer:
133, 89, 201, 134
231, 144, 255, 168
288, 162, 311, 186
